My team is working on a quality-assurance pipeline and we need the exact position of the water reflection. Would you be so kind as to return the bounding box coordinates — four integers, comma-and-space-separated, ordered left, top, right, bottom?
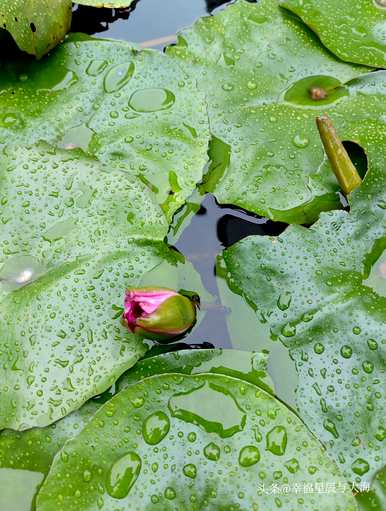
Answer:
169, 194, 297, 406
174, 194, 286, 292
72, 3, 133, 36
171, 194, 286, 347
72, 1, 250, 47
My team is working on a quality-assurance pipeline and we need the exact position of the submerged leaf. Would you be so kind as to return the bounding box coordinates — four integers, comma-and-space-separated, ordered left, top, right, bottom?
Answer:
281, 0, 386, 68
0, 0, 72, 58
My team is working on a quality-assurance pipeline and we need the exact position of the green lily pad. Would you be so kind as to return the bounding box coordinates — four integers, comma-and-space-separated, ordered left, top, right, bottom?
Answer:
0, 0, 72, 59
0, 35, 210, 220
36, 373, 356, 510
0, 135, 184, 432
222, 146, 386, 483
167, 0, 378, 223
357, 466, 386, 511
281, 0, 386, 68
0, 242, 177, 430
0, 144, 168, 271
0, 349, 272, 510
118, 348, 274, 394
76, 0, 135, 6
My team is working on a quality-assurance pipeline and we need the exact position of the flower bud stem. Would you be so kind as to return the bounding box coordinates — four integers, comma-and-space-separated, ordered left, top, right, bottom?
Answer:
316, 115, 362, 195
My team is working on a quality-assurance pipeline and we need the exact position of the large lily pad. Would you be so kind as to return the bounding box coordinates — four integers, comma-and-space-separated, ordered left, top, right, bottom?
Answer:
0, 242, 174, 430
36, 373, 356, 510
0, 140, 180, 430
281, 0, 386, 68
0, 35, 210, 219
223, 142, 386, 484
0, 144, 167, 270
0, 349, 272, 510
0, 0, 72, 58
167, 0, 374, 223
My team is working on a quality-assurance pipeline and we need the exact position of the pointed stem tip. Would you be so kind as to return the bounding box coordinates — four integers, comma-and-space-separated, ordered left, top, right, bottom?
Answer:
316, 115, 362, 195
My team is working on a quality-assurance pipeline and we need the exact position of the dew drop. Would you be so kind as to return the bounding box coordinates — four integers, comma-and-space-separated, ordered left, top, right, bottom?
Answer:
183, 463, 197, 479
203, 442, 221, 461
0, 255, 46, 290
351, 458, 370, 476
314, 343, 325, 355
83, 469, 92, 482
86, 59, 108, 76
266, 426, 287, 456
142, 411, 170, 445
0, 112, 25, 129
340, 345, 352, 359
222, 83, 234, 91
106, 452, 141, 499
284, 458, 299, 474
164, 487, 176, 500
323, 418, 339, 439
187, 432, 197, 443
301, 311, 314, 322
104, 62, 135, 93
367, 339, 378, 350
362, 361, 374, 374
168, 381, 246, 438
277, 291, 292, 311
281, 323, 296, 337
239, 445, 260, 467
129, 88, 175, 113
292, 134, 309, 149
375, 426, 386, 441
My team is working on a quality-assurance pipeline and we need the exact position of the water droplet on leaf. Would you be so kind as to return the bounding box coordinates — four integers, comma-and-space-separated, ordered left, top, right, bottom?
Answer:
266, 426, 287, 456
129, 88, 175, 113
351, 458, 370, 476
104, 62, 135, 93
142, 411, 170, 445
168, 381, 246, 438
106, 452, 141, 499
239, 445, 260, 467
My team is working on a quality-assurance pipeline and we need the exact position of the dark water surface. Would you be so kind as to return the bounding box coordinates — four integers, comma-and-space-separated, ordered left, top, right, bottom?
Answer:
72, 0, 236, 47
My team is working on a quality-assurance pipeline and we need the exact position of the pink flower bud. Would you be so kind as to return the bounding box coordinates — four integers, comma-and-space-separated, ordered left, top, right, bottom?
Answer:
123, 287, 197, 343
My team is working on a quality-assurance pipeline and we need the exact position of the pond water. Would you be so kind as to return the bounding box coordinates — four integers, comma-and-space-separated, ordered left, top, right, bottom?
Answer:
72, 0, 239, 48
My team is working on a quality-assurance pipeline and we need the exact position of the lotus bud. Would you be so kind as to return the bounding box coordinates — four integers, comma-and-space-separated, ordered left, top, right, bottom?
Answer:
123, 287, 197, 343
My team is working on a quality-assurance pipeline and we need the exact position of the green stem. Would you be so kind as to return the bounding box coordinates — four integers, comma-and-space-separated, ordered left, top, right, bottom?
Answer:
316, 115, 362, 195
